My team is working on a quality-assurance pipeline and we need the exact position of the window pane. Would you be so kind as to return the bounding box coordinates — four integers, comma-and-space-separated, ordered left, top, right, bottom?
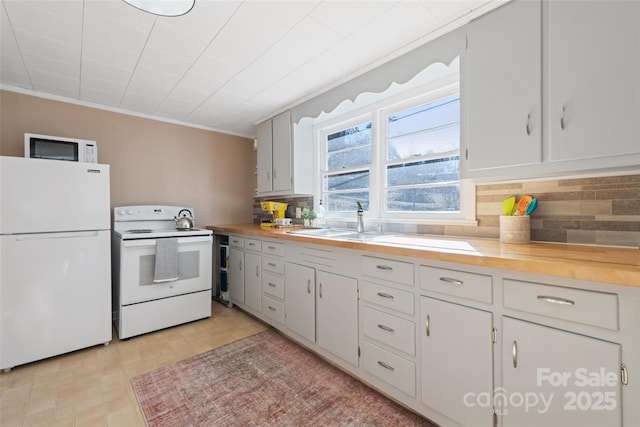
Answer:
388, 96, 459, 139
386, 185, 460, 212
326, 122, 372, 171
327, 123, 371, 152
325, 193, 369, 212
387, 157, 460, 186
324, 170, 369, 191
328, 146, 371, 170
388, 124, 459, 160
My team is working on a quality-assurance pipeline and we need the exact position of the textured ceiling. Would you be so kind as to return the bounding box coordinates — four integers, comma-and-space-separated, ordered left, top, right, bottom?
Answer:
0, 0, 498, 137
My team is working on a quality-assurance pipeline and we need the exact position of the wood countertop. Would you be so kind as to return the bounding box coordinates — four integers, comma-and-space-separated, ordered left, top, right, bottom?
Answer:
207, 224, 640, 288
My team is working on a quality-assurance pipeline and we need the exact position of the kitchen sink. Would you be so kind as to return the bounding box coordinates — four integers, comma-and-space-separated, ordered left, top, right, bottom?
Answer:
287, 228, 391, 241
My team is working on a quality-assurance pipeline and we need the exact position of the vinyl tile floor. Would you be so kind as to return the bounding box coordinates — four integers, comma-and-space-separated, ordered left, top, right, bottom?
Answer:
0, 302, 267, 427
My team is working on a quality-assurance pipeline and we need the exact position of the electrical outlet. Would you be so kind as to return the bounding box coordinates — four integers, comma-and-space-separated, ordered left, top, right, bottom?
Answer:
295, 207, 302, 218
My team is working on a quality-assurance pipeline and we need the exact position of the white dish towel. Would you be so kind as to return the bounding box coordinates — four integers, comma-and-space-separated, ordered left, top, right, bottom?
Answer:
153, 238, 179, 283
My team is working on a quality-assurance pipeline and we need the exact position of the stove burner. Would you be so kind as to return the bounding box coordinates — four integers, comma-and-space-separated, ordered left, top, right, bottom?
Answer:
126, 229, 153, 233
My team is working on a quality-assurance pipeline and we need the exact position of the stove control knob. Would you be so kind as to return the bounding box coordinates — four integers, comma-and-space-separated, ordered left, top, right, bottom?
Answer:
116, 209, 125, 216
125, 209, 134, 215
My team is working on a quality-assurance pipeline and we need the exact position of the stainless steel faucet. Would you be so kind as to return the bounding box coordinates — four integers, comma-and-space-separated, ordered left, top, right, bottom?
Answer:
356, 201, 364, 233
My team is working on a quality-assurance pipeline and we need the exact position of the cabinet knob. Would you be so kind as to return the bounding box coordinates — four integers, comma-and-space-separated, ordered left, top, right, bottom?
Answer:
425, 315, 430, 337
512, 340, 518, 368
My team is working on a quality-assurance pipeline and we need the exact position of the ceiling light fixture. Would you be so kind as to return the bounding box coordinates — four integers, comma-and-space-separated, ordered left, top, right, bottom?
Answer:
122, 0, 195, 17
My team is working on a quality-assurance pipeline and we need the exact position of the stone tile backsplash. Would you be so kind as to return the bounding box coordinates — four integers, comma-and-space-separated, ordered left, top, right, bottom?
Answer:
253, 174, 639, 247
473, 174, 640, 247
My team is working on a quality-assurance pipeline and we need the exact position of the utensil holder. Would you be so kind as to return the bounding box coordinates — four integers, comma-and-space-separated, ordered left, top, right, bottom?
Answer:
500, 215, 530, 244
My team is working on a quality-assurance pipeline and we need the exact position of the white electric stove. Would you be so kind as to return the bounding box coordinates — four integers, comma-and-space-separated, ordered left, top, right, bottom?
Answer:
112, 205, 213, 339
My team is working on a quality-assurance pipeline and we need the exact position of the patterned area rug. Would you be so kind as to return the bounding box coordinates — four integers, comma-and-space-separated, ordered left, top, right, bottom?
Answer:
132, 329, 434, 426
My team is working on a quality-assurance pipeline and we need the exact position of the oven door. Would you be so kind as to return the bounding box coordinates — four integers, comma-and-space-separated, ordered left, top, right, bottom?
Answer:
118, 235, 212, 305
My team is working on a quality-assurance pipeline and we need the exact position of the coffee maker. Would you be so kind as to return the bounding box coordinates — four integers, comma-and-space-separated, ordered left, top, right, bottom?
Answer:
260, 201, 289, 227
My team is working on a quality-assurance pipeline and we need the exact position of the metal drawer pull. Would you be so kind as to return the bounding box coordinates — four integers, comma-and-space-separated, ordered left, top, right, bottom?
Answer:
525, 113, 531, 136
268, 262, 276, 267
267, 246, 276, 250
425, 315, 430, 337
376, 265, 393, 271
512, 340, 518, 368
440, 277, 463, 285
248, 242, 255, 246
377, 361, 394, 371
377, 324, 395, 333
319, 283, 323, 298
268, 306, 276, 311
377, 292, 394, 299
267, 282, 276, 287
307, 279, 311, 294
560, 106, 565, 130
537, 295, 575, 306
621, 364, 628, 386
256, 265, 260, 276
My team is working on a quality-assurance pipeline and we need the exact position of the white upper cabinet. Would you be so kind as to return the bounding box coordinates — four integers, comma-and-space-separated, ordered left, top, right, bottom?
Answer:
546, 0, 640, 163
256, 119, 273, 194
271, 111, 293, 192
257, 110, 291, 194
464, 0, 542, 172
256, 110, 313, 196
463, 0, 640, 180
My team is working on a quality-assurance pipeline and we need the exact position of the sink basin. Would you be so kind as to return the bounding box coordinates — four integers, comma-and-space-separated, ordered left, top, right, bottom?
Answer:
287, 228, 391, 241
287, 228, 353, 238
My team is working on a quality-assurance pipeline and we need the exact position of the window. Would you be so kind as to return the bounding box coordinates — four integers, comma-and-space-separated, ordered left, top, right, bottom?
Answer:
322, 119, 372, 212
383, 95, 460, 214
318, 85, 469, 222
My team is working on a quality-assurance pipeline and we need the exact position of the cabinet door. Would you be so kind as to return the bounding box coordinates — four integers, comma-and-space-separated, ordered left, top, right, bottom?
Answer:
464, 0, 542, 172
271, 110, 292, 192
244, 252, 261, 312
284, 262, 315, 342
420, 297, 494, 427
256, 119, 273, 193
229, 248, 244, 304
502, 317, 621, 427
316, 270, 358, 366
548, 1, 640, 162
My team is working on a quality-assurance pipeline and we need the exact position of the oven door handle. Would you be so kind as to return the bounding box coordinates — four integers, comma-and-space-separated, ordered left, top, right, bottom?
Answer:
122, 236, 211, 248
153, 277, 179, 284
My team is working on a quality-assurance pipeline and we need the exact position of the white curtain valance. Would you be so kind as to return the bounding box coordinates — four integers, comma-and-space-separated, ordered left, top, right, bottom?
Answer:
291, 27, 465, 124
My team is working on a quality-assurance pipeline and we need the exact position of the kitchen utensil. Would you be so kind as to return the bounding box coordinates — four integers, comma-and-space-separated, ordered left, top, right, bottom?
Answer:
516, 195, 533, 216
525, 197, 538, 215
502, 196, 516, 216
174, 208, 194, 230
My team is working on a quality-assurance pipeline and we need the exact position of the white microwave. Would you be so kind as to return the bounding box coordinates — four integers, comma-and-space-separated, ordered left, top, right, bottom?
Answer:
24, 133, 98, 163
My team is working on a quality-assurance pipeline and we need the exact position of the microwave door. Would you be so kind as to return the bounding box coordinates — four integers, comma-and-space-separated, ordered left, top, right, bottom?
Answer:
31, 138, 78, 161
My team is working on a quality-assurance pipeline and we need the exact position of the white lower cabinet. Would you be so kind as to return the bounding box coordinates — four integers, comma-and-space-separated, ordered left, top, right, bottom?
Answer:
284, 262, 315, 342
420, 296, 494, 427
501, 317, 622, 427
316, 270, 359, 366
243, 251, 261, 312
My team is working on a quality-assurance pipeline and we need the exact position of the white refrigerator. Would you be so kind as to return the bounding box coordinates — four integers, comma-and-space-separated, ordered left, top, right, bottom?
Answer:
0, 156, 112, 371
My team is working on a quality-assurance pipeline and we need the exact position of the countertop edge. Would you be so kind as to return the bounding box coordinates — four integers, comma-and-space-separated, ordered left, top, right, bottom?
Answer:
207, 224, 640, 288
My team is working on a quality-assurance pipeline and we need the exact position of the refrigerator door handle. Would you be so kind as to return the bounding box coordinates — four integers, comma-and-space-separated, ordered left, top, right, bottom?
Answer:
15, 231, 100, 241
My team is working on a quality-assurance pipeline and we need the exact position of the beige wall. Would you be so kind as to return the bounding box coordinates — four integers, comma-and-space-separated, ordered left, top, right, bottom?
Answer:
0, 90, 256, 227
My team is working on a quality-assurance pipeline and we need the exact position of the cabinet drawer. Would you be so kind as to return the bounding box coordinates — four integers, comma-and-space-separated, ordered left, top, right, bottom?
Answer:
262, 295, 284, 324
419, 265, 492, 304
262, 241, 285, 257
244, 238, 262, 252
362, 340, 416, 397
503, 279, 618, 330
229, 235, 244, 248
361, 282, 414, 316
262, 272, 284, 299
362, 306, 415, 356
262, 257, 284, 275
362, 256, 413, 287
